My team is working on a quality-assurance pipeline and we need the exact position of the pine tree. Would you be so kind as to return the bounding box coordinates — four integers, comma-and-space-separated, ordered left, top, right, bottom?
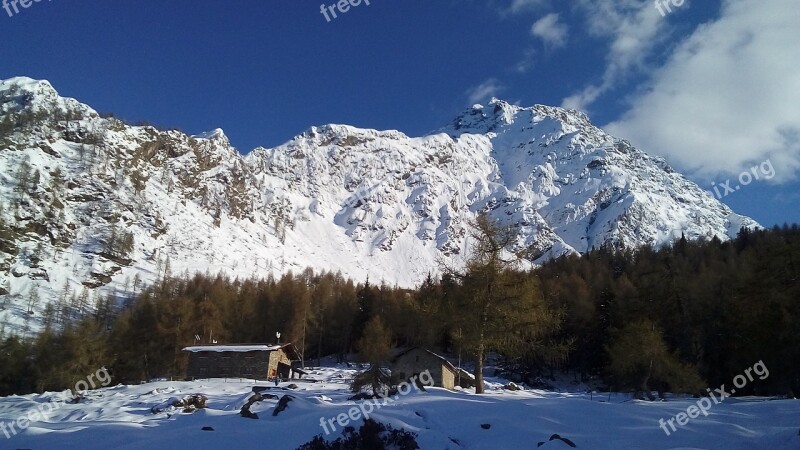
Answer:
29, 169, 40, 194
351, 316, 393, 396
132, 273, 141, 297
606, 319, 703, 400
120, 231, 134, 256
106, 225, 118, 256
77, 287, 90, 318
50, 166, 64, 195
15, 160, 31, 195
163, 256, 172, 280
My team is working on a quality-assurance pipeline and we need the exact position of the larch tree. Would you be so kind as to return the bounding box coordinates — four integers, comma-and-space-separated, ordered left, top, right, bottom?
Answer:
444, 213, 565, 394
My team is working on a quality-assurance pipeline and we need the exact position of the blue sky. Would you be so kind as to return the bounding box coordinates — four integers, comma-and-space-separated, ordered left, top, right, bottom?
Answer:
1, 0, 798, 226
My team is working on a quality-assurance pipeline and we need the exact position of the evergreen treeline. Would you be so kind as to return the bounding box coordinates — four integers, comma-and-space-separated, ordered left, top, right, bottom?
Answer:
540, 225, 800, 397
1, 225, 797, 398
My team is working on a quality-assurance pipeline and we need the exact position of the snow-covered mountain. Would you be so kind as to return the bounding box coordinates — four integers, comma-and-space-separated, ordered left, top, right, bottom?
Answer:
0, 77, 758, 333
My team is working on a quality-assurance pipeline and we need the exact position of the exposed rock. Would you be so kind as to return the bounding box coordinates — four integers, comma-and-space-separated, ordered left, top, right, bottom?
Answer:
183, 394, 207, 412
151, 396, 183, 414
98, 252, 132, 267
151, 394, 207, 414
240, 393, 263, 419
28, 268, 49, 281
537, 433, 577, 448
0, 238, 17, 254
272, 395, 293, 416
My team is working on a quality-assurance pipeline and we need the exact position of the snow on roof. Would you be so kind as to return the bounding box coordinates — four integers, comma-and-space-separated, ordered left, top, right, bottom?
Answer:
393, 347, 463, 374
182, 345, 283, 353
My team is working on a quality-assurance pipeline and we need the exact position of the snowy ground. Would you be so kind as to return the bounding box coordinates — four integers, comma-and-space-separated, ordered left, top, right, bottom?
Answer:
0, 365, 797, 449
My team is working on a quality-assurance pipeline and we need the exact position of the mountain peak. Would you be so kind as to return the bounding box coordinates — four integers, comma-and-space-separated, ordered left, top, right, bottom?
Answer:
449, 99, 517, 135
446, 98, 595, 139
193, 128, 229, 144
0, 76, 54, 92
0, 76, 94, 119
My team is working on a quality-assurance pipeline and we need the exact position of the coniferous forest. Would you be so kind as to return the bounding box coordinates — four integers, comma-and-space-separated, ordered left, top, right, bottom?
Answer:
1, 225, 798, 398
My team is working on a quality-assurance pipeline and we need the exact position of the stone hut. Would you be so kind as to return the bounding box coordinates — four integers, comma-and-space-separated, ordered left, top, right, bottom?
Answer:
182, 344, 300, 380
391, 348, 474, 390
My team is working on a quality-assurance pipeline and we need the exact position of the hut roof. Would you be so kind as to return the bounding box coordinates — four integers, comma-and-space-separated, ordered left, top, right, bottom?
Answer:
183, 345, 283, 353
182, 343, 301, 360
393, 347, 460, 375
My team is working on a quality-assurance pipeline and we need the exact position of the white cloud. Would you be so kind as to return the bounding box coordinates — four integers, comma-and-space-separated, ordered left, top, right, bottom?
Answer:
562, 0, 667, 110
507, 0, 549, 14
466, 79, 505, 105
530, 13, 568, 48
605, 0, 800, 181
515, 48, 538, 73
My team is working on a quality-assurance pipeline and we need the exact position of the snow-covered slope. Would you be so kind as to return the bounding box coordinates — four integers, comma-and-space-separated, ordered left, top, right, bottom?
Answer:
0, 366, 796, 449
0, 77, 758, 333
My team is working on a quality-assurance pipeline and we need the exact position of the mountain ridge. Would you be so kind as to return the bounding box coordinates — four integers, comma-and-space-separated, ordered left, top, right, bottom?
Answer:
0, 77, 758, 333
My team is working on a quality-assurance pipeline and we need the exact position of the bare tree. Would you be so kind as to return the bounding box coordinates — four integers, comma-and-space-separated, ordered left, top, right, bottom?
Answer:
26, 284, 41, 314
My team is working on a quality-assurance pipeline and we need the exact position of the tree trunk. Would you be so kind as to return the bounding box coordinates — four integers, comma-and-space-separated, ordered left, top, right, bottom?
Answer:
641, 358, 655, 401
475, 345, 485, 394
474, 297, 490, 394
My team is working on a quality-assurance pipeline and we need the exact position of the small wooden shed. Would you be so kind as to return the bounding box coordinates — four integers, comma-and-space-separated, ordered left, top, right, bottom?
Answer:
391, 348, 474, 390
182, 344, 300, 380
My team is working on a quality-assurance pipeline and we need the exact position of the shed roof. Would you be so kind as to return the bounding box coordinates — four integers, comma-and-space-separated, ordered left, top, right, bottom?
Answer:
182, 344, 295, 356
393, 347, 460, 375
183, 343, 300, 361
